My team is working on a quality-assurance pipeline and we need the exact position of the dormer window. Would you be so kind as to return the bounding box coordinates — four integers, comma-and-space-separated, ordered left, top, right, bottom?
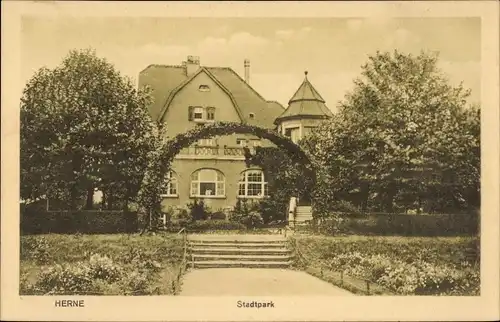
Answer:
199, 85, 210, 92
249, 113, 255, 119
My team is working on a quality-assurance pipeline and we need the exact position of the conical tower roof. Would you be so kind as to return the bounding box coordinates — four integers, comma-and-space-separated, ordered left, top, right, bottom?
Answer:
275, 71, 333, 123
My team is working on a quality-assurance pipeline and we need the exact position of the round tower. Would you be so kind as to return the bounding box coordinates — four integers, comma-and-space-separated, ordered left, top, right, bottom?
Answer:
274, 71, 333, 143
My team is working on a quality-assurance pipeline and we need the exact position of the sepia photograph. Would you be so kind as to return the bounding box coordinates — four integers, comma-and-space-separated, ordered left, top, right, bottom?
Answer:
2, 1, 499, 321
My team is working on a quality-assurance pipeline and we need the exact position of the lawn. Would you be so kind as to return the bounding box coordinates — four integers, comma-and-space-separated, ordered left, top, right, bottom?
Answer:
20, 233, 185, 295
291, 235, 480, 296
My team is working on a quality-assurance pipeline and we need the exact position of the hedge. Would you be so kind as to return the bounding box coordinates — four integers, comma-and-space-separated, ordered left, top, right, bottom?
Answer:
316, 212, 479, 236
21, 209, 138, 234
186, 220, 246, 232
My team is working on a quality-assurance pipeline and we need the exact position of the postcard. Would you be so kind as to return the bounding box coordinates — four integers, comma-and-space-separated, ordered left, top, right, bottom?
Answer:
1, 1, 499, 321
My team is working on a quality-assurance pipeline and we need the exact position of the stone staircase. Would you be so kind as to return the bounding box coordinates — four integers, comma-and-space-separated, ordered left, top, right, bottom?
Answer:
187, 235, 293, 269
294, 206, 313, 226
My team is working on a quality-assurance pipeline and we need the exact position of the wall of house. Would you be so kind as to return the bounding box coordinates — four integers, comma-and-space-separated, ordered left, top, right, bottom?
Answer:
162, 70, 260, 147
159, 70, 279, 210
161, 158, 266, 212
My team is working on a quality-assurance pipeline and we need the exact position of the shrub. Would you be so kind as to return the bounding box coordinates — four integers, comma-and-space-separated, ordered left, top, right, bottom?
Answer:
20, 235, 50, 263
258, 198, 286, 224
235, 211, 264, 229
331, 200, 362, 215
88, 254, 122, 281
187, 199, 210, 221
316, 213, 478, 236
21, 210, 138, 234
187, 220, 246, 232
121, 270, 151, 295
231, 199, 258, 217
209, 211, 227, 220
295, 236, 480, 295
328, 252, 479, 295
35, 263, 94, 295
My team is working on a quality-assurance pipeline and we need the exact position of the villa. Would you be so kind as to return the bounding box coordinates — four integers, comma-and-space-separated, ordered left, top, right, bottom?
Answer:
138, 55, 333, 213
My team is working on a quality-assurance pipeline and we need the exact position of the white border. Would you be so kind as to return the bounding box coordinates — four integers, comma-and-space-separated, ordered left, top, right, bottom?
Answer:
2, 1, 499, 321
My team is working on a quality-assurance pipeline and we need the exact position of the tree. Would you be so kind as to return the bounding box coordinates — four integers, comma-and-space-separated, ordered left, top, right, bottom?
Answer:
303, 50, 480, 214
20, 49, 155, 211
245, 146, 314, 223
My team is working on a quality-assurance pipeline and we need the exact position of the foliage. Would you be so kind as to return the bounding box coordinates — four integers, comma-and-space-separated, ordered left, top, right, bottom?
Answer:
186, 220, 246, 232
209, 211, 228, 220
21, 209, 137, 234
302, 50, 480, 216
136, 122, 169, 232
294, 235, 479, 295
35, 262, 95, 295
161, 122, 313, 169
138, 121, 315, 233
246, 147, 314, 222
20, 48, 156, 211
231, 198, 258, 217
187, 199, 210, 221
20, 235, 50, 263
20, 234, 184, 295
317, 212, 478, 236
329, 252, 479, 295
239, 211, 265, 229
230, 199, 260, 227
87, 254, 123, 281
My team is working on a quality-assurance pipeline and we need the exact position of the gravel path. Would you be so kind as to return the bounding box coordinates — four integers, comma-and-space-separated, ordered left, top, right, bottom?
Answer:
180, 268, 354, 296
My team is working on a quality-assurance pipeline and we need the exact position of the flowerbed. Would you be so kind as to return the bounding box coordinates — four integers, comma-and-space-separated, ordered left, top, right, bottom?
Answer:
293, 235, 480, 295
329, 252, 479, 295
20, 233, 184, 295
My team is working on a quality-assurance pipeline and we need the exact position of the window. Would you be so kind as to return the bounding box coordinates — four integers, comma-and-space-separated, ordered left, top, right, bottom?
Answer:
249, 113, 255, 119
199, 85, 210, 92
284, 127, 301, 143
238, 170, 268, 198
163, 171, 178, 197
193, 107, 204, 120
190, 169, 225, 197
207, 107, 215, 120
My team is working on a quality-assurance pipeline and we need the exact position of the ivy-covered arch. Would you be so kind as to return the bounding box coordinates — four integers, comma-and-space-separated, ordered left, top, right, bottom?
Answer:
138, 121, 317, 232
159, 122, 315, 172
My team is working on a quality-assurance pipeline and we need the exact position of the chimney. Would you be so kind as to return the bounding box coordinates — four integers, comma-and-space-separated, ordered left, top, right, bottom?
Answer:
185, 55, 200, 76
244, 59, 250, 84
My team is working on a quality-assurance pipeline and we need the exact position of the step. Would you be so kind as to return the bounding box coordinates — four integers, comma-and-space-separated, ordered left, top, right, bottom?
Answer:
192, 254, 292, 262
188, 242, 286, 248
187, 234, 286, 242
188, 239, 285, 244
192, 260, 292, 269
190, 247, 290, 255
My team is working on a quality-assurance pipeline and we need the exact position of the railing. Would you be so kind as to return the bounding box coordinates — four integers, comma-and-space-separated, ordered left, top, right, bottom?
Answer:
287, 197, 297, 229
178, 145, 256, 157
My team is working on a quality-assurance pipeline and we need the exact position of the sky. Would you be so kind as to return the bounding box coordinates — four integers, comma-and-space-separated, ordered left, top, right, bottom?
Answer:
21, 16, 481, 110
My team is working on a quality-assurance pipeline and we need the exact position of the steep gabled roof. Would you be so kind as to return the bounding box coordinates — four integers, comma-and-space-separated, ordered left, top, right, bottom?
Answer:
275, 71, 333, 123
160, 67, 245, 122
138, 64, 284, 129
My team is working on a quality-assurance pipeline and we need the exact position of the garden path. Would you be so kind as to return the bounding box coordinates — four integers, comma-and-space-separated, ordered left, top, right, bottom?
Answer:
179, 268, 354, 296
